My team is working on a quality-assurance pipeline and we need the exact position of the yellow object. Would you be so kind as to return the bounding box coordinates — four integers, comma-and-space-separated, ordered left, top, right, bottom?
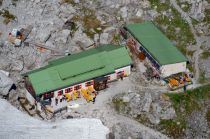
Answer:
73, 91, 79, 100
45, 105, 54, 113
186, 77, 191, 82
88, 86, 95, 93
180, 80, 184, 85
81, 89, 93, 102
169, 78, 179, 87
81, 89, 89, 101
65, 93, 72, 102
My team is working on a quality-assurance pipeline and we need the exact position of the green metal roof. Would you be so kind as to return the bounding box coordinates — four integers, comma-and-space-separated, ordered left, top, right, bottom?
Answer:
26, 45, 132, 95
125, 21, 187, 65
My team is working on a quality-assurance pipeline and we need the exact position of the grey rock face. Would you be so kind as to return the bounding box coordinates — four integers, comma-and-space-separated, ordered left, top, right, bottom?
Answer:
100, 33, 109, 44
0, 71, 14, 96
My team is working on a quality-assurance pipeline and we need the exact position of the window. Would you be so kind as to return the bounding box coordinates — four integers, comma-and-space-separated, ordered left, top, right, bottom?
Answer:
85, 81, 94, 87
139, 46, 143, 51
117, 71, 124, 75
65, 87, 72, 93
107, 76, 111, 81
74, 85, 82, 90
57, 90, 63, 96
117, 71, 124, 78
44, 92, 54, 99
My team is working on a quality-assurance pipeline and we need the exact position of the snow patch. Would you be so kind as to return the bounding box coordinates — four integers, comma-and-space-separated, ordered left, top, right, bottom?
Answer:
0, 99, 109, 139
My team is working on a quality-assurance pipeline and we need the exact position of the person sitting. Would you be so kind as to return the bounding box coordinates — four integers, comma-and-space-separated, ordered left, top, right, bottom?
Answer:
55, 98, 58, 106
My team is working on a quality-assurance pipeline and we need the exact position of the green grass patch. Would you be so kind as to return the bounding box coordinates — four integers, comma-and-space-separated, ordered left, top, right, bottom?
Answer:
187, 63, 194, 73
201, 51, 210, 59
0, 0, 3, 6
204, 8, 210, 24
206, 110, 210, 127
187, 50, 195, 57
0, 9, 16, 24
162, 85, 210, 138
82, 14, 102, 38
191, 17, 199, 26
176, 0, 192, 12
61, 0, 76, 6
135, 114, 150, 125
149, 0, 170, 12
166, 92, 200, 115
71, 6, 102, 39
199, 70, 207, 84
12, 0, 18, 6
112, 97, 129, 113
150, 0, 195, 55
111, 33, 121, 45
165, 84, 210, 116
159, 119, 186, 138
69, 22, 79, 37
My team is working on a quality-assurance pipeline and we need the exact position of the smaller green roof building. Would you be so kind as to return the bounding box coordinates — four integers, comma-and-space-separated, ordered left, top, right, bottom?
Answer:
125, 21, 187, 66
24, 45, 132, 96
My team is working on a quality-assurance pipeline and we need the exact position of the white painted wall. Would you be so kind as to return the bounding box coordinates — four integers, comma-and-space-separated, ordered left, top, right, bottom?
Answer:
25, 89, 36, 105
160, 62, 187, 77
106, 73, 116, 81
106, 65, 131, 81
115, 66, 131, 76
52, 66, 131, 100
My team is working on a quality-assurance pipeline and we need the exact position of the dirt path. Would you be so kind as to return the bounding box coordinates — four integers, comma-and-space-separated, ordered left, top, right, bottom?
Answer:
66, 77, 169, 139
170, 0, 203, 84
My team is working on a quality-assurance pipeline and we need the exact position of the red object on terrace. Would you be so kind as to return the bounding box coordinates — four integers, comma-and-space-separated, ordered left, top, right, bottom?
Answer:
58, 90, 63, 96
65, 87, 72, 93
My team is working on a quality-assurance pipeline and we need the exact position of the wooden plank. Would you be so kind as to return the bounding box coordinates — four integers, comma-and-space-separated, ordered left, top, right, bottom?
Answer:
18, 98, 37, 116
53, 106, 68, 114
169, 81, 193, 91
28, 42, 66, 54
20, 25, 33, 42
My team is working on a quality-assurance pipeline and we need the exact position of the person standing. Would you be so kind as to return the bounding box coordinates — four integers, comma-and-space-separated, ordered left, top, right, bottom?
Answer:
183, 77, 187, 95
92, 96, 96, 104
55, 97, 58, 106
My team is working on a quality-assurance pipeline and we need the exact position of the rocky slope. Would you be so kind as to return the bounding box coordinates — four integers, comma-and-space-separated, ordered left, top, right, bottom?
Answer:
0, 0, 210, 139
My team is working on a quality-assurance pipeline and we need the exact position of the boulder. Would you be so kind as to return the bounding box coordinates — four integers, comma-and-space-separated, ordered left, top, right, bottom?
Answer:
103, 27, 116, 33
38, 31, 52, 43
62, 20, 76, 30
147, 10, 159, 18
12, 60, 24, 71
100, 33, 109, 44
160, 107, 176, 120
136, 9, 144, 17
120, 7, 128, 19
0, 70, 14, 96
142, 93, 152, 112
148, 113, 160, 124
94, 34, 100, 44
122, 96, 130, 103
73, 29, 94, 49
55, 29, 70, 44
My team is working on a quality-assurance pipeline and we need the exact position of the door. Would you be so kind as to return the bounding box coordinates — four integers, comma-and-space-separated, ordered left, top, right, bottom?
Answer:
94, 77, 108, 91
